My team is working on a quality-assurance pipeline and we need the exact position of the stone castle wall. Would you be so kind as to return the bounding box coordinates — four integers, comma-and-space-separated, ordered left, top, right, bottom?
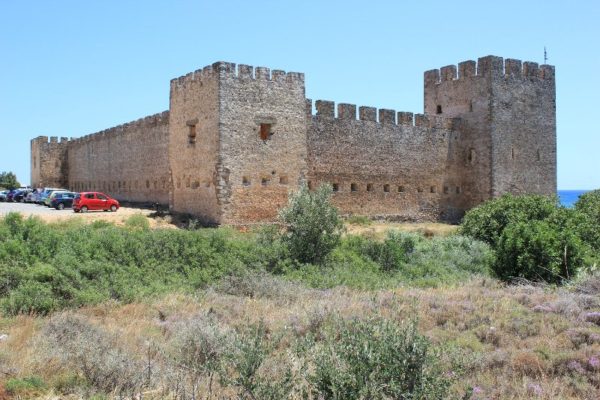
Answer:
31, 55, 556, 224
307, 100, 462, 221
31, 136, 70, 189
66, 111, 170, 204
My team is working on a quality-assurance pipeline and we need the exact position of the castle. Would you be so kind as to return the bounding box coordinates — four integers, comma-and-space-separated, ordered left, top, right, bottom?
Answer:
31, 55, 556, 224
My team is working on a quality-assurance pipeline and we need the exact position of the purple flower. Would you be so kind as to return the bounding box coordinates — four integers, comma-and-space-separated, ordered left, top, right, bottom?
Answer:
584, 312, 600, 325
567, 360, 585, 374
589, 356, 600, 369
527, 382, 543, 396
472, 386, 483, 394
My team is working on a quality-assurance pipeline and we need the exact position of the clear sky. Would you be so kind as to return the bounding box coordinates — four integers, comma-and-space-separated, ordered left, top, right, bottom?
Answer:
1, 0, 598, 189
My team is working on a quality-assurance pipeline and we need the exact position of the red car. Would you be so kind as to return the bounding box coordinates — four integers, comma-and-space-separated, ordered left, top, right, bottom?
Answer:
73, 192, 120, 213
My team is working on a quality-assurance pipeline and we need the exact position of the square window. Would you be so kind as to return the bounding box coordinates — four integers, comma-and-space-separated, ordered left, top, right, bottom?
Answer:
383, 184, 390, 193
398, 185, 405, 193
260, 123, 272, 140
351, 183, 358, 192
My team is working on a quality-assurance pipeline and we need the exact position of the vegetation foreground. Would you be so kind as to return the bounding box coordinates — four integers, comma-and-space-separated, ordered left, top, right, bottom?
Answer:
0, 186, 599, 399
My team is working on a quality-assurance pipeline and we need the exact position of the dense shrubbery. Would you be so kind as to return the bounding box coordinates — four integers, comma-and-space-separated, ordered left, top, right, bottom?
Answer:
0, 209, 493, 314
461, 194, 597, 283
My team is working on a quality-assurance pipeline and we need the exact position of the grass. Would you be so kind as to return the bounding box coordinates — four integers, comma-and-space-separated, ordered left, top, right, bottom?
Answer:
0, 275, 598, 399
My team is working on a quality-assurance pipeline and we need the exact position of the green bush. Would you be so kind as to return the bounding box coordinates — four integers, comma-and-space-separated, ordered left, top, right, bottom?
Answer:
461, 195, 592, 283
6, 376, 46, 395
278, 184, 344, 265
575, 189, 600, 251
309, 317, 456, 400
496, 218, 587, 283
124, 213, 150, 230
460, 194, 558, 247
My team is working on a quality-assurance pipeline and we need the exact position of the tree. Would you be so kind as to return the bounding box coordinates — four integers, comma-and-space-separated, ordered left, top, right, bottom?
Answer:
0, 171, 20, 190
278, 183, 344, 265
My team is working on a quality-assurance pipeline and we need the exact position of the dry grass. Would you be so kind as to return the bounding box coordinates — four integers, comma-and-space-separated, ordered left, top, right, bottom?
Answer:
1, 276, 598, 399
346, 221, 458, 239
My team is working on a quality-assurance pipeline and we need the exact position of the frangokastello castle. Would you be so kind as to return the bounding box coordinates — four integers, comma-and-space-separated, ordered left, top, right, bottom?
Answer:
31, 55, 556, 224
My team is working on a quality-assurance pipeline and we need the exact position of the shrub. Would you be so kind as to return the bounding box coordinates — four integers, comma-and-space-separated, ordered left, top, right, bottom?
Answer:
40, 313, 151, 397
5, 376, 46, 395
575, 189, 600, 250
496, 220, 586, 283
460, 194, 558, 247
124, 213, 150, 230
278, 184, 344, 265
308, 317, 457, 399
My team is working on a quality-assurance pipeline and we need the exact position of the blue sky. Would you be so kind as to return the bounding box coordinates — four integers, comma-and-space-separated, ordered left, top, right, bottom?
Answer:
1, 0, 598, 189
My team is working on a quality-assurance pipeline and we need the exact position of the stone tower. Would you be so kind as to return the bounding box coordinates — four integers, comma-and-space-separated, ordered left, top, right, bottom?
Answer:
30, 136, 69, 188
424, 55, 556, 210
168, 62, 307, 224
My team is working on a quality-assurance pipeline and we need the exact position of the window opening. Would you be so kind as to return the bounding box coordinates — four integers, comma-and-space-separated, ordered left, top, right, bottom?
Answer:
367, 183, 373, 192
332, 183, 339, 192
398, 185, 405, 192
261, 177, 269, 186
443, 186, 449, 194
351, 183, 358, 192
187, 119, 198, 145
260, 123, 272, 140
383, 184, 390, 192
430, 186, 436, 193
436, 105, 442, 114
243, 177, 251, 186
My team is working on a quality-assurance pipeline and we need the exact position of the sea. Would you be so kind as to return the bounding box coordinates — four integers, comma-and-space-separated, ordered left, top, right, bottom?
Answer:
558, 190, 590, 208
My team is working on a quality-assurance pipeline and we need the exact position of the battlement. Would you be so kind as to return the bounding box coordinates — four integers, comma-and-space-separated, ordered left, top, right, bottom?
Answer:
170, 61, 305, 88
31, 136, 71, 145
69, 111, 169, 146
425, 55, 555, 86
307, 99, 458, 129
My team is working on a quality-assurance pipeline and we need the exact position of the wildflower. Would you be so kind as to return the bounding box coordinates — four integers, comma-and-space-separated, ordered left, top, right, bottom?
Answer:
567, 360, 585, 374
588, 356, 600, 369
527, 382, 543, 396
584, 311, 600, 325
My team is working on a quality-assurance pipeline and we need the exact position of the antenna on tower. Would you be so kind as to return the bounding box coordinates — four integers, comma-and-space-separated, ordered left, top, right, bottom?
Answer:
544, 47, 548, 64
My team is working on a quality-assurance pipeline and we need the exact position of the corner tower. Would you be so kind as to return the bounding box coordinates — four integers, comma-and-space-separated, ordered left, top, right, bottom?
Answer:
424, 56, 556, 208
168, 62, 307, 224
30, 136, 69, 188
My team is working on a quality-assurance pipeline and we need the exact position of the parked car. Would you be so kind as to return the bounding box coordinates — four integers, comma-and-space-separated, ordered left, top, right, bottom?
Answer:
45, 190, 69, 206
39, 188, 67, 205
73, 192, 120, 213
6, 189, 19, 202
0, 190, 8, 202
25, 189, 41, 203
50, 192, 76, 210
13, 189, 32, 202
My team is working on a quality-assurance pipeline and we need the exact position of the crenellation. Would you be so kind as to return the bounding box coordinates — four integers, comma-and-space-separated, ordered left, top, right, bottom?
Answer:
397, 112, 413, 125
315, 100, 335, 118
338, 103, 357, 120
306, 99, 313, 116
504, 58, 522, 76
271, 70, 286, 82
378, 109, 396, 125
359, 106, 377, 121
523, 61, 539, 78
458, 60, 476, 78
414, 114, 429, 127
477, 55, 504, 77
238, 64, 254, 79
539, 64, 555, 80
255, 66, 271, 80
424, 69, 440, 86
440, 65, 457, 81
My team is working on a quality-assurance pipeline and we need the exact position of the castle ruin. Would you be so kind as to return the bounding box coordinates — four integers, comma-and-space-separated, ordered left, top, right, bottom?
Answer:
31, 55, 556, 224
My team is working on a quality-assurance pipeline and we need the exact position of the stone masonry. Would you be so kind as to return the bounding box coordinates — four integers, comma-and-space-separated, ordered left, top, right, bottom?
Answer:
31, 55, 556, 224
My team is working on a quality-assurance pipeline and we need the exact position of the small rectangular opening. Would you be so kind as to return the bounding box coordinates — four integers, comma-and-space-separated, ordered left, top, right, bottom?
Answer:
332, 183, 339, 192
260, 123, 272, 140
279, 176, 288, 185
456, 186, 461, 194
351, 183, 358, 192
308, 180, 313, 190
367, 183, 373, 192
398, 185, 405, 193
430, 186, 436, 193
243, 177, 251, 186
261, 177, 269, 186
417, 187, 423, 193
443, 186, 449, 194
436, 105, 442, 114
383, 184, 390, 192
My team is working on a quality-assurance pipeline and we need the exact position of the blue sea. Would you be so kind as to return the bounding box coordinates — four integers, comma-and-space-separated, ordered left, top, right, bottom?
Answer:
558, 190, 590, 208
